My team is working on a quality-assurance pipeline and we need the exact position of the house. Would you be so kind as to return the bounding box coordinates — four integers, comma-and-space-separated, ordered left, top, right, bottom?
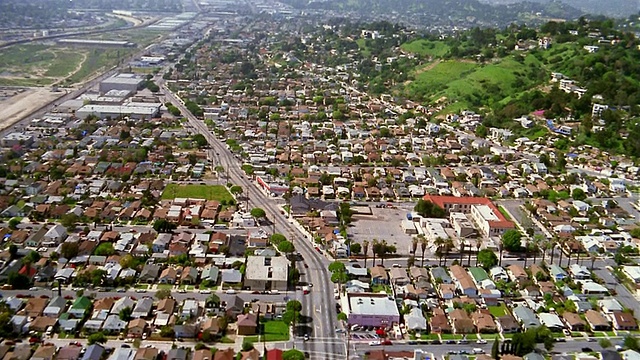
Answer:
450, 265, 477, 297
507, 265, 528, 283
497, 314, 520, 333
562, 312, 586, 331
200, 317, 222, 337
181, 266, 199, 284
430, 308, 452, 333
244, 256, 288, 291
370, 266, 389, 285
585, 310, 611, 331
159, 267, 178, 284
32, 345, 56, 360
472, 309, 497, 333
236, 313, 258, 335
406, 307, 427, 330
548, 265, 567, 281
167, 349, 188, 360
132, 297, 153, 319
69, 296, 92, 318
21, 297, 48, 317
102, 315, 127, 333
449, 309, 476, 334
57, 346, 82, 360
181, 299, 200, 319
174, 324, 198, 339
389, 267, 410, 286
512, 306, 540, 330
568, 264, 590, 280
612, 311, 638, 330
220, 269, 242, 285
214, 348, 235, 360
44, 224, 67, 244
127, 318, 147, 337
430, 267, 452, 284
490, 267, 509, 282
265, 349, 284, 360
43, 296, 66, 317
135, 347, 158, 360
139, 264, 160, 283
82, 345, 105, 360
538, 313, 565, 331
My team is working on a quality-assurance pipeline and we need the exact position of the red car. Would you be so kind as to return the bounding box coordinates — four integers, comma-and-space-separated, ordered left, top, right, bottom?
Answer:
381, 340, 392, 346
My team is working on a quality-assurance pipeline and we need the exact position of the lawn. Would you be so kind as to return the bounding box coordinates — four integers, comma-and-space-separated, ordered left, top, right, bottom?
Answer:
440, 333, 464, 340
371, 284, 392, 294
488, 304, 508, 317
401, 39, 451, 58
245, 320, 290, 342
134, 284, 149, 289
156, 284, 173, 290
161, 184, 233, 202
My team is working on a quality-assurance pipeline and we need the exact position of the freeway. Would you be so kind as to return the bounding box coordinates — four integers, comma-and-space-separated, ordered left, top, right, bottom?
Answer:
159, 86, 345, 359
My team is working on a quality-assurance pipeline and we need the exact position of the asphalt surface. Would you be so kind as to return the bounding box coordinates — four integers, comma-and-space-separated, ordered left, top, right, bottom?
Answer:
160, 86, 343, 359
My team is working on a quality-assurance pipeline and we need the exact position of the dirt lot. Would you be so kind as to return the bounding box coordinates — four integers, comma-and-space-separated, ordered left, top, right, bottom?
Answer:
0, 87, 64, 132
348, 205, 415, 255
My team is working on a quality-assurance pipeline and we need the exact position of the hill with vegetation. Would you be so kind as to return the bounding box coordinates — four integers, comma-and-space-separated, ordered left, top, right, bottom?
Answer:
482, 0, 639, 18
389, 19, 640, 156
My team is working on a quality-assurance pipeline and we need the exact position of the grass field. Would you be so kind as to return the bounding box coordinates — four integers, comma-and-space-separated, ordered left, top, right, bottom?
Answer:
401, 39, 451, 58
488, 304, 508, 317
405, 55, 543, 110
246, 320, 290, 342
161, 184, 234, 202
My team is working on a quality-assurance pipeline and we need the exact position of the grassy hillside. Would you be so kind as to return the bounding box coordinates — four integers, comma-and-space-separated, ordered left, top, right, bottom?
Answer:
401, 40, 451, 58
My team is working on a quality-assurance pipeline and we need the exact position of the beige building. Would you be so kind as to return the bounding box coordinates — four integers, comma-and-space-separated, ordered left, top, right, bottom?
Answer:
244, 256, 288, 291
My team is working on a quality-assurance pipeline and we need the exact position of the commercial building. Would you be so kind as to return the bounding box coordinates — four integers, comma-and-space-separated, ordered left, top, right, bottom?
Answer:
2, 132, 34, 147
99, 74, 144, 94
423, 195, 515, 237
244, 256, 288, 291
344, 293, 400, 327
76, 103, 161, 120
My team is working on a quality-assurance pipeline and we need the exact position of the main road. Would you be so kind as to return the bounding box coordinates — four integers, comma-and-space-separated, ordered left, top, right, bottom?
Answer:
160, 87, 345, 359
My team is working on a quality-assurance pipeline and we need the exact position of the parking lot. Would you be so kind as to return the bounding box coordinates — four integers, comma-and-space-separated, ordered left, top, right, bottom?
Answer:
348, 204, 415, 256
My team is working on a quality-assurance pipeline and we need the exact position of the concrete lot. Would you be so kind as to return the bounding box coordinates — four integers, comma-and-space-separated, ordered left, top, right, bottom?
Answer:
348, 205, 415, 255
0, 87, 64, 131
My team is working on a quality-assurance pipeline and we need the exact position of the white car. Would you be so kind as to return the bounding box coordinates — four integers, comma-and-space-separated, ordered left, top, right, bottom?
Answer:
177, 289, 187, 293
369, 341, 381, 346
135, 289, 147, 293
225, 289, 236, 294
476, 339, 487, 344
200, 289, 212, 294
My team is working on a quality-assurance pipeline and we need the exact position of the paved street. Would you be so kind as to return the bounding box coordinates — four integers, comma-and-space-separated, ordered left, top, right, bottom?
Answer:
160, 86, 344, 359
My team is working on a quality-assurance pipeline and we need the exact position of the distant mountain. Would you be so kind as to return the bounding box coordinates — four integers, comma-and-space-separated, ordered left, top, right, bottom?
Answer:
479, 0, 638, 18
283, 0, 584, 27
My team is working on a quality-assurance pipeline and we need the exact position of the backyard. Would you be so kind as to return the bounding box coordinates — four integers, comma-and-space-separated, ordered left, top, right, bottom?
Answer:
245, 320, 290, 342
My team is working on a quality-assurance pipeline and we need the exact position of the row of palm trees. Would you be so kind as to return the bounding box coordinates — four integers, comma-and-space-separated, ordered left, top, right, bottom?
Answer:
357, 233, 597, 270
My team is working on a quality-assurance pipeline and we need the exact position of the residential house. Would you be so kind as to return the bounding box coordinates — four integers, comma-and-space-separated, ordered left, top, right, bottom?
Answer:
236, 313, 258, 335
370, 266, 389, 285
68, 296, 92, 318
244, 256, 288, 291
43, 296, 66, 317
159, 267, 178, 284
612, 311, 638, 331
497, 314, 520, 333
139, 264, 161, 283
512, 306, 540, 330
585, 310, 611, 331
562, 312, 586, 331
430, 308, 452, 333
472, 309, 497, 333
450, 309, 476, 334
127, 318, 147, 338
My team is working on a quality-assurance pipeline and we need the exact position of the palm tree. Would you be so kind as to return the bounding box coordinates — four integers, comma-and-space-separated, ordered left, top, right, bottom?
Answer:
412, 237, 419, 256
420, 236, 428, 267
498, 243, 504, 267
443, 238, 454, 267
371, 239, 379, 266
363, 240, 370, 268
540, 238, 549, 265
378, 240, 389, 267
549, 237, 558, 265
459, 241, 465, 264
590, 253, 597, 270
558, 239, 565, 267
434, 237, 446, 266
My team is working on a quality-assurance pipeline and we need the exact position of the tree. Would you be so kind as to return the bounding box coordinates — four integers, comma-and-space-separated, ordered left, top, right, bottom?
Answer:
160, 325, 175, 338
192, 134, 208, 148
206, 294, 221, 307
501, 230, 522, 252
282, 349, 305, 360
60, 242, 79, 260
155, 289, 171, 300
363, 240, 370, 268
229, 185, 243, 195
337, 312, 348, 321
241, 338, 254, 352
278, 240, 295, 254
270, 233, 286, 246
60, 213, 79, 230
250, 208, 266, 219
478, 249, 499, 269
571, 188, 586, 201
153, 219, 177, 233
599, 338, 612, 349
94, 242, 115, 256
414, 199, 446, 218
373, 240, 396, 266
420, 236, 429, 267
491, 339, 500, 359
8, 245, 17, 259
8, 272, 30, 289
87, 332, 107, 345
350, 242, 361, 254
8, 218, 19, 230
119, 306, 133, 321
624, 335, 640, 351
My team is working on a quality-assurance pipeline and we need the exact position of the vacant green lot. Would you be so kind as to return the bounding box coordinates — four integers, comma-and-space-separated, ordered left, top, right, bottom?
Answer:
401, 39, 451, 58
245, 320, 289, 342
488, 304, 508, 317
161, 184, 233, 202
